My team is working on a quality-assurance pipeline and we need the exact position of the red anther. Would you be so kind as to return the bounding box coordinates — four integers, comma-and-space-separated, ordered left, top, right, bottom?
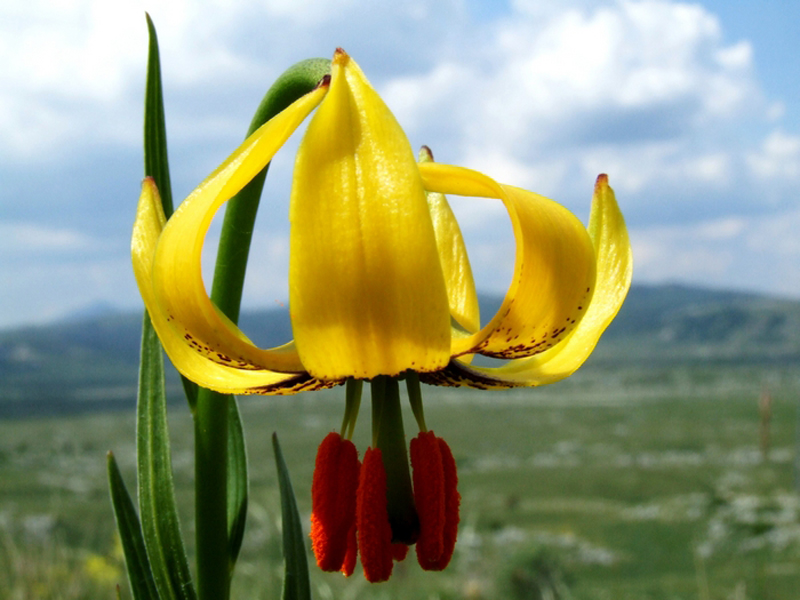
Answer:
410, 431, 445, 567
357, 447, 394, 582
429, 437, 460, 570
391, 543, 409, 562
310, 432, 360, 572
411, 431, 460, 571
340, 522, 358, 577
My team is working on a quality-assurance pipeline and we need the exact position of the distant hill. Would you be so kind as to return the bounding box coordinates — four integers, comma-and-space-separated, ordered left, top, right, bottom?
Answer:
1, 284, 798, 417
597, 284, 800, 364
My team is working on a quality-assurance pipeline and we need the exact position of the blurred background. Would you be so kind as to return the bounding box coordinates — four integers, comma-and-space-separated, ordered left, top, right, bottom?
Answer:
2, 1, 799, 599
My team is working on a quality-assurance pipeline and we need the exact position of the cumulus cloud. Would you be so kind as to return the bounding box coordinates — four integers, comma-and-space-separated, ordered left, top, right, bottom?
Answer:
0, 253, 138, 328
2, 0, 800, 328
384, 0, 762, 206
747, 130, 800, 181
0, 1, 148, 160
0, 222, 94, 254
0, 0, 470, 162
631, 208, 800, 298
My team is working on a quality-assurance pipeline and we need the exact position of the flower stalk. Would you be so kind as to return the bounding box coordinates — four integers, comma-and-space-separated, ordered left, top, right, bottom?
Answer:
192, 59, 331, 599
371, 377, 419, 545
131, 35, 633, 588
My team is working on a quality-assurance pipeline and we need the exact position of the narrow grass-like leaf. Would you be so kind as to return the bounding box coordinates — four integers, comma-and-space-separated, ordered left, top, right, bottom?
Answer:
137, 315, 197, 600
143, 13, 173, 216
139, 15, 196, 600
227, 397, 248, 569
272, 433, 311, 600
143, 12, 198, 412
108, 451, 159, 600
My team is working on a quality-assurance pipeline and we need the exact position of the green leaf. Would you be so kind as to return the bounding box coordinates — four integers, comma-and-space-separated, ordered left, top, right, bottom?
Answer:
107, 451, 159, 600
143, 12, 198, 413
139, 15, 196, 600
137, 315, 197, 600
143, 12, 173, 216
272, 433, 311, 600
227, 397, 248, 569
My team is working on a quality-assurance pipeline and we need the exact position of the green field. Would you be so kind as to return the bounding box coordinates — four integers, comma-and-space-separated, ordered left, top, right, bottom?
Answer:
2, 360, 799, 599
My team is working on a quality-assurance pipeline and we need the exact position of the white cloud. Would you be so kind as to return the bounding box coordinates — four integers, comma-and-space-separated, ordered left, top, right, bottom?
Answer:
0, 1, 151, 159
3, 0, 800, 330
746, 130, 800, 181
0, 254, 139, 328
0, 0, 315, 161
0, 222, 94, 254
631, 208, 800, 298
383, 0, 761, 204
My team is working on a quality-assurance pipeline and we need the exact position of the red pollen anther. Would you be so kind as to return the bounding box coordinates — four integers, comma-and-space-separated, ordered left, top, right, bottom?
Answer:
430, 436, 460, 570
357, 447, 394, 582
340, 522, 358, 577
310, 432, 360, 572
410, 431, 445, 565
410, 431, 460, 571
391, 543, 410, 562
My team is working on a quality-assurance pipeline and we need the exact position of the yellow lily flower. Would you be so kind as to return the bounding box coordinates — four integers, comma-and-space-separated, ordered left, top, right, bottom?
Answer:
133, 47, 632, 582
132, 48, 632, 396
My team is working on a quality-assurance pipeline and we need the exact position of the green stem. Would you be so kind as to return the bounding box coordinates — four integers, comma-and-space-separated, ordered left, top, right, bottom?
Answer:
194, 396, 228, 600
371, 376, 419, 545
405, 372, 427, 432
340, 379, 363, 440
193, 58, 330, 600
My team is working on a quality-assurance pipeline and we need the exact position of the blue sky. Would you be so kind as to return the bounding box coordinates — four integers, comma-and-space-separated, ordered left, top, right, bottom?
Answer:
2, 0, 799, 329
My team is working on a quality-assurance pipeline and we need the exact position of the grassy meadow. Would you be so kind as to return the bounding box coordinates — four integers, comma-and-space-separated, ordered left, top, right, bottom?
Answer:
1, 361, 799, 599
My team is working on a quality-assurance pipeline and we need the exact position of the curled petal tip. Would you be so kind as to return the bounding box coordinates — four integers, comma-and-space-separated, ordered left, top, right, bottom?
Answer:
419, 145, 434, 162
595, 173, 609, 189
333, 47, 349, 64
316, 73, 332, 89
140, 177, 160, 198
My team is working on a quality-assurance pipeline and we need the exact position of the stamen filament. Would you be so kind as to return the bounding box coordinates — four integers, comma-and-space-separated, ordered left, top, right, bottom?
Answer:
370, 376, 386, 448
405, 372, 427, 432
370, 376, 419, 545
340, 378, 363, 440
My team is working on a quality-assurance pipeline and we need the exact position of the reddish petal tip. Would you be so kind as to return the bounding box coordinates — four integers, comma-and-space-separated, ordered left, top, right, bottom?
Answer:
316, 73, 331, 90
333, 47, 349, 64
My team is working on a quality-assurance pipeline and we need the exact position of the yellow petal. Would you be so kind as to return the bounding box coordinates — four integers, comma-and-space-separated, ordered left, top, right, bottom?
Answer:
418, 162, 596, 359
288, 50, 451, 380
420, 175, 632, 389
151, 82, 329, 375
418, 146, 480, 334
133, 178, 338, 394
